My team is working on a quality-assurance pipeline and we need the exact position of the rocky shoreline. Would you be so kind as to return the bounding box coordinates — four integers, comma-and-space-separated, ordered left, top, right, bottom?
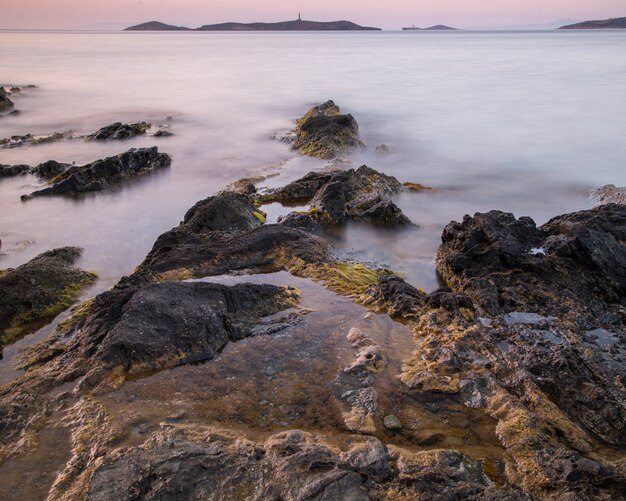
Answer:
0, 99, 624, 500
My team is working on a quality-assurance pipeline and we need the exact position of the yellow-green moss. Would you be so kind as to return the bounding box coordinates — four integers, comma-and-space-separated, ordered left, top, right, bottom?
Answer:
252, 210, 267, 224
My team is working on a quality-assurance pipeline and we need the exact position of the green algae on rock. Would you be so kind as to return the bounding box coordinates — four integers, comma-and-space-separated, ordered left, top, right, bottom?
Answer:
0, 247, 96, 351
289, 100, 363, 159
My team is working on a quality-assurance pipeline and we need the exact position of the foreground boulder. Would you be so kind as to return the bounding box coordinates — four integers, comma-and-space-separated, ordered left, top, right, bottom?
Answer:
0, 247, 95, 353
21, 147, 171, 199
289, 100, 363, 159
258, 165, 414, 226
0, 88, 14, 113
86, 122, 151, 141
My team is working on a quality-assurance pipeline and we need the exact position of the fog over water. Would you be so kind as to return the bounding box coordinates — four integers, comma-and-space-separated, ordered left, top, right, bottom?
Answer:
1, 30, 625, 292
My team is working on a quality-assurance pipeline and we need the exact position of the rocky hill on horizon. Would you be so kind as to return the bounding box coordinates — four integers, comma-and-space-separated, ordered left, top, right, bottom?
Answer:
125, 18, 381, 31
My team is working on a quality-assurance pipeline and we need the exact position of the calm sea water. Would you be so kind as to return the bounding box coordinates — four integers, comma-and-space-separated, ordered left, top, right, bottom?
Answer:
1, 30, 625, 291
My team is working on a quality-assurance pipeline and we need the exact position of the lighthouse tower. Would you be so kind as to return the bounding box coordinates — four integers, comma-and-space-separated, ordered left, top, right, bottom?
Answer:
298, 13, 301, 21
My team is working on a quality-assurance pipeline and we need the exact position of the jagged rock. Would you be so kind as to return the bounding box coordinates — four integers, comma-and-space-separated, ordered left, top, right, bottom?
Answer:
363, 275, 426, 317
86, 122, 151, 141
290, 100, 363, 159
22, 147, 171, 199
592, 184, 626, 207
0, 131, 73, 149
259, 165, 413, 227
154, 129, 173, 137
436, 204, 626, 322
277, 212, 322, 233
31, 160, 72, 180
0, 247, 95, 352
0, 164, 30, 177
0, 87, 14, 113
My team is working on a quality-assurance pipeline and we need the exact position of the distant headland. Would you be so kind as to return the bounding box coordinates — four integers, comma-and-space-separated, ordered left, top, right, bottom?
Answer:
559, 17, 626, 29
402, 25, 458, 31
125, 17, 381, 31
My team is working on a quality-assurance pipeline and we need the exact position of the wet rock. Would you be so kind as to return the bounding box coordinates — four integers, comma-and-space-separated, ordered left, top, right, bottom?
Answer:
436, 204, 626, 321
0, 164, 31, 177
374, 143, 389, 154
277, 212, 322, 234
154, 129, 173, 137
86, 122, 151, 141
383, 414, 402, 430
503, 311, 556, 326
0, 131, 73, 149
290, 100, 363, 159
0, 87, 14, 113
0, 247, 96, 351
22, 147, 171, 199
31, 160, 72, 180
363, 275, 426, 317
592, 184, 626, 207
260, 165, 414, 227
87, 430, 374, 501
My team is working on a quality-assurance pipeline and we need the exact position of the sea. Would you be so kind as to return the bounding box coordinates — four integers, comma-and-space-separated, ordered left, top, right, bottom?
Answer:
1, 29, 625, 292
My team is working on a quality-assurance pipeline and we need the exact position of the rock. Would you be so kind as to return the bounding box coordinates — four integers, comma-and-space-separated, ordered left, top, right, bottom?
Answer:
31, 160, 72, 180
503, 312, 557, 326
403, 181, 435, 191
259, 165, 414, 227
0, 164, 31, 177
592, 184, 626, 207
22, 147, 171, 199
383, 414, 402, 430
86, 122, 151, 141
0, 87, 14, 113
154, 129, 173, 137
290, 100, 363, 159
374, 144, 389, 154
0, 247, 96, 351
277, 212, 322, 233
436, 204, 626, 321
363, 275, 426, 318
0, 131, 73, 149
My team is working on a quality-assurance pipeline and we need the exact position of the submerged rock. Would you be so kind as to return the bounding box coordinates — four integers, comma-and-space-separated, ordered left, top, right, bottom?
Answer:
259, 165, 414, 227
0, 131, 73, 149
86, 121, 151, 141
0, 164, 31, 177
0, 87, 14, 113
592, 184, 626, 207
290, 100, 363, 159
22, 147, 171, 199
0, 247, 96, 352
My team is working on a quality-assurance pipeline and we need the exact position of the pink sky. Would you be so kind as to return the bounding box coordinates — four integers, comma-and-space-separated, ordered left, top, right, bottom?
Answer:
2, 0, 624, 29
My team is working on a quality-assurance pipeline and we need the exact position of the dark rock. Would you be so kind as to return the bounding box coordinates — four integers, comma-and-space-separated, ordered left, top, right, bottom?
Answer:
22, 147, 171, 199
436, 204, 626, 320
0, 247, 95, 351
86, 122, 151, 141
31, 160, 72, 180
260, 165, 413, 227
364, 275, 426, 318
0, 131, 72, 149
290, 100, 363, 159
0, 164, 31, 177
154, 129, 173, 137
0, 87, 14, 113
277, 212, 322, 234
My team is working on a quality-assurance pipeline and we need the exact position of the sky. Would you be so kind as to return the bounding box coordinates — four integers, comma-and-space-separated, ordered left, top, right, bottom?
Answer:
1, 0, 624, 30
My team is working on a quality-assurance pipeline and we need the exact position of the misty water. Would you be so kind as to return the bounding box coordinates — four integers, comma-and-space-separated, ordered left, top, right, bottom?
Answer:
1, 29, 626, 293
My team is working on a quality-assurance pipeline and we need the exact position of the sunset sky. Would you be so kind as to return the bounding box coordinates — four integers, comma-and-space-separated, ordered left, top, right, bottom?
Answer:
1, 0, 624, 30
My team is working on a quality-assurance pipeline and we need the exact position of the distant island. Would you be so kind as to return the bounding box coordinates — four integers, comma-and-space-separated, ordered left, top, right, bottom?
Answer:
402, 25, 458, 31
125, 17, 381, 31
559, 17, 626, 29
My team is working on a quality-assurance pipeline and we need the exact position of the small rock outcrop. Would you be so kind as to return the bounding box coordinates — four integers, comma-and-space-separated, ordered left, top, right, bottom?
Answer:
0, 164, 31, 177
289, 100, 362, 159
0, 247, 96, 352
21, 147, 171, 199
86, 122, 151, 141
0, 131, 73, 149
0, 87, 14, 113
258, 165, 414, 227
592, 184, 626, 207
